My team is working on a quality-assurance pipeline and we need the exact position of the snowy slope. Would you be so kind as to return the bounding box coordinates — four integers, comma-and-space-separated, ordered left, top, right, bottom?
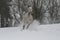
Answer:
0, 20, 60, 40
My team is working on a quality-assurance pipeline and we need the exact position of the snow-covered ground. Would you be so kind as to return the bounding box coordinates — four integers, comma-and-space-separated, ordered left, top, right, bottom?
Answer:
0, 20, 60, 40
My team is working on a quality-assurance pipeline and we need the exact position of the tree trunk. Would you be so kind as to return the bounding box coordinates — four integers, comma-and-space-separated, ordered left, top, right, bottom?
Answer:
5, 18, 9, 27
1, 16, 4, 27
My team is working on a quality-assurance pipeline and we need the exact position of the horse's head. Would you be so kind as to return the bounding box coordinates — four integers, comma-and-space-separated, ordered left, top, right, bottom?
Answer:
27, 7, 33, 16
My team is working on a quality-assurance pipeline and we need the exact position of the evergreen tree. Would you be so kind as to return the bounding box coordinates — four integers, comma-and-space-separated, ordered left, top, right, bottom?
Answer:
32, 0, 40, 20
0, 0, 12, 27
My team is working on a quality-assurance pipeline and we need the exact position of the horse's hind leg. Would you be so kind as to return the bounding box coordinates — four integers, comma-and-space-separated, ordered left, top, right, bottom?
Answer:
26, 24, 30, 29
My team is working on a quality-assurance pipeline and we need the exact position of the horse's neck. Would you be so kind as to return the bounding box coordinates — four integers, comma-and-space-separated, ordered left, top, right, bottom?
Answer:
24, 12, 29, 16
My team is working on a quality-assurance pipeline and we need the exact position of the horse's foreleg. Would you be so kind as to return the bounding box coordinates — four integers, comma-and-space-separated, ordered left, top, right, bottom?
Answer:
23, 24, 25, 30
